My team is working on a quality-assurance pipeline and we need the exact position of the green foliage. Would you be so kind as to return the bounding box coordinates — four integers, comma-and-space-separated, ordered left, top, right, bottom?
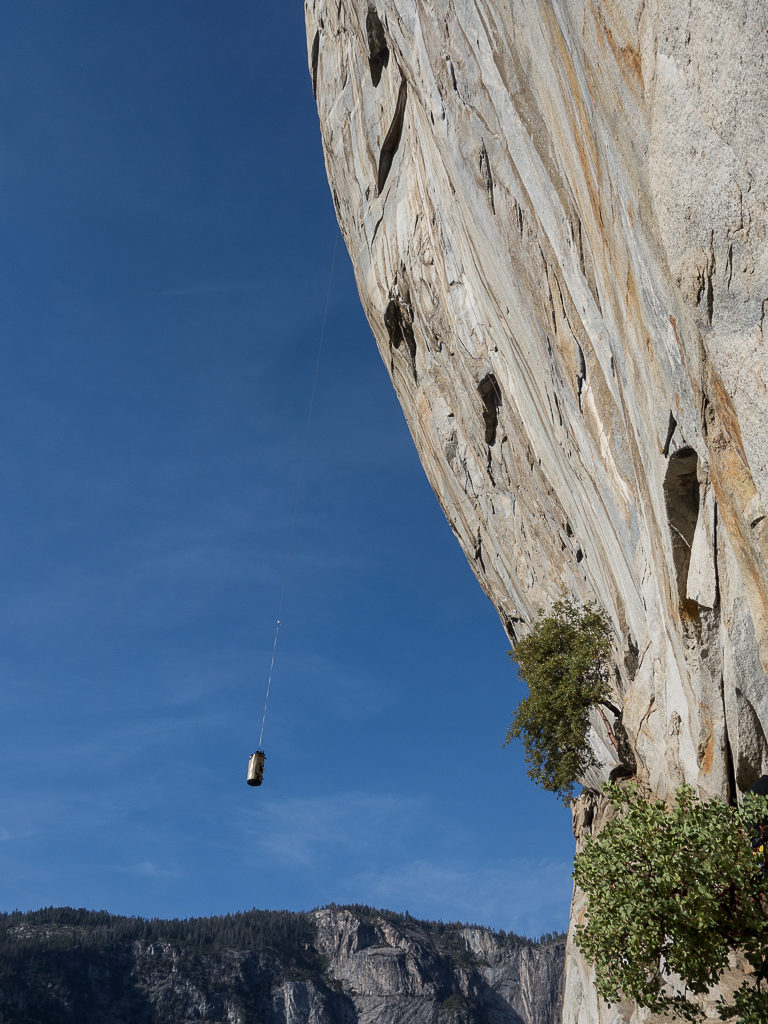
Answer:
505, 598, 613, 802
573, 783, 768, 1022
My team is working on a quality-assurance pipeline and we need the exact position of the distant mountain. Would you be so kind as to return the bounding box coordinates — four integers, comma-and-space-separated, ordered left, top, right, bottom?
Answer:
0, 905, 565, 1023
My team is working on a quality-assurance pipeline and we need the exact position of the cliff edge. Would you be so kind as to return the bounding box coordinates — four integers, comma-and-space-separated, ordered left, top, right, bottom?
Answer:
305, 1, 768, 1020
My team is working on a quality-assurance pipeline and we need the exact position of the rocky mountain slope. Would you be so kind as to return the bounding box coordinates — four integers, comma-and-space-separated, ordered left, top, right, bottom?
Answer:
304, 1, 768, 1020
0, 905, 564, 1024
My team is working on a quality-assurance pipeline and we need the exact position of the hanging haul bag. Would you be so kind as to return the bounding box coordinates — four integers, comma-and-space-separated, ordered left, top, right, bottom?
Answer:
247, 750, 266, 787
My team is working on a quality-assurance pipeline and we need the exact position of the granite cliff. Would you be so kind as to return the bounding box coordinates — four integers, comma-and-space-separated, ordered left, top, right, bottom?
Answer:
0, 906, 564, 1023
304, 1, 768, 1020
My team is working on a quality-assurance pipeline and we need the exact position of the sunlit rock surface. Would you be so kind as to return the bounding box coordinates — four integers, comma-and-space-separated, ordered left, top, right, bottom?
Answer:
305, 1, 768, 1020
313, 907, 564, 1024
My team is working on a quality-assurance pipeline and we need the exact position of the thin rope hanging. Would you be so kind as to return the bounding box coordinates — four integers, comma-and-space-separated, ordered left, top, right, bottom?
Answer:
258, 617, 281, 750
255, 232, 340, 756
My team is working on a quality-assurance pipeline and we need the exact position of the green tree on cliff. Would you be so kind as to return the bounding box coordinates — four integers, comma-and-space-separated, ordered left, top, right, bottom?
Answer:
505, 597, 613, 803
573, 782, 768, 1023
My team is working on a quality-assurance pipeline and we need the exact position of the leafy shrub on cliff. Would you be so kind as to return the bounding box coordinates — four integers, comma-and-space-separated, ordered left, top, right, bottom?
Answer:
505, 598, 613, 802
573, 783, 768, 1023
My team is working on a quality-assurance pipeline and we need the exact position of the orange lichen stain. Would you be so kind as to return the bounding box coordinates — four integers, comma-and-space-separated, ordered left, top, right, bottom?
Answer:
542, 6, 603, 229
620, 44, 644, 91
587, 0, 644, 95
698, 728, 715, 775
708, 366, 747, 450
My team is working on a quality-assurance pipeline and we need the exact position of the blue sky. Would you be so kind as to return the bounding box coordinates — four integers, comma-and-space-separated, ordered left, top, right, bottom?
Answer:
0, 1, 573, 937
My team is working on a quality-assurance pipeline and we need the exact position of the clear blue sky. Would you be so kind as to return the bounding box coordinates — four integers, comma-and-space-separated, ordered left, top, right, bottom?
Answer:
0, 1, 573, 937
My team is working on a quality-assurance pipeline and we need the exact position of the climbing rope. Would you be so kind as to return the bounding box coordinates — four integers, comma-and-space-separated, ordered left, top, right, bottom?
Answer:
256, 231, 340, 750
258, 617, 281, 750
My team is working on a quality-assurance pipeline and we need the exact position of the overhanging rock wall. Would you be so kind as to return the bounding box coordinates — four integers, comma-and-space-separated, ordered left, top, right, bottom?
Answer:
305, 2, 768, 1020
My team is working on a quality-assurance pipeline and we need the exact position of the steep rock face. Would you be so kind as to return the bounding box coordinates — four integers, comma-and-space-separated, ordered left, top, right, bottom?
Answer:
313, 907, 564, 1024
304, 2, 768, 1021
0, 907, 564, 1024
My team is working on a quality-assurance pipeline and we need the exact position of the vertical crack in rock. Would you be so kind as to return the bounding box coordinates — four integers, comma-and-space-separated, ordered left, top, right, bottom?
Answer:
694, 232, 717, 326
377, 76, 408, 195
478, 374, 501, 447
311, 29, 320, 98
474, 527, 485, 571
553, 390, 563, 427
575, 342, 586, 411
722, 677, 737, 804
624, 632, 640, 678
575, 215, 585, 279
570, 210, 601, 312
663, 447, 700, 612
663, 411, 678, 457
706, 232, 716, 325
711, 498, 721, 606
479, 141, 495, 213
513, 198, 524, 237
366, 6, 389, 86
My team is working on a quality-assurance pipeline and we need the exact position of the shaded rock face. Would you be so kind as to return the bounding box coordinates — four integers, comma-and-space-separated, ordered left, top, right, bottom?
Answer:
304, 1, 768, 1021
0, 907, 564, 1024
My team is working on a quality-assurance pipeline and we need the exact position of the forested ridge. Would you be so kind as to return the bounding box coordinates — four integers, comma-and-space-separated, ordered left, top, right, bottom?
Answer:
0, 904, 564, 952
0, 906, 317, 957
0, 905, 565, 1024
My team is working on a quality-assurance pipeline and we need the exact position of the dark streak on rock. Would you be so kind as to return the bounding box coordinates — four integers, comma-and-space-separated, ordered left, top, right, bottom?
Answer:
478, 374, 502, 446
448, 56, 458, 92
377, 77, 408, 195
479, 141, 495, 214
385, 291, 417, 382
663, 411, 677, 457
311, 30, 320, 98
576, 342, 586, 411
706, 237, 715, 325
366, 7, 389, 86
